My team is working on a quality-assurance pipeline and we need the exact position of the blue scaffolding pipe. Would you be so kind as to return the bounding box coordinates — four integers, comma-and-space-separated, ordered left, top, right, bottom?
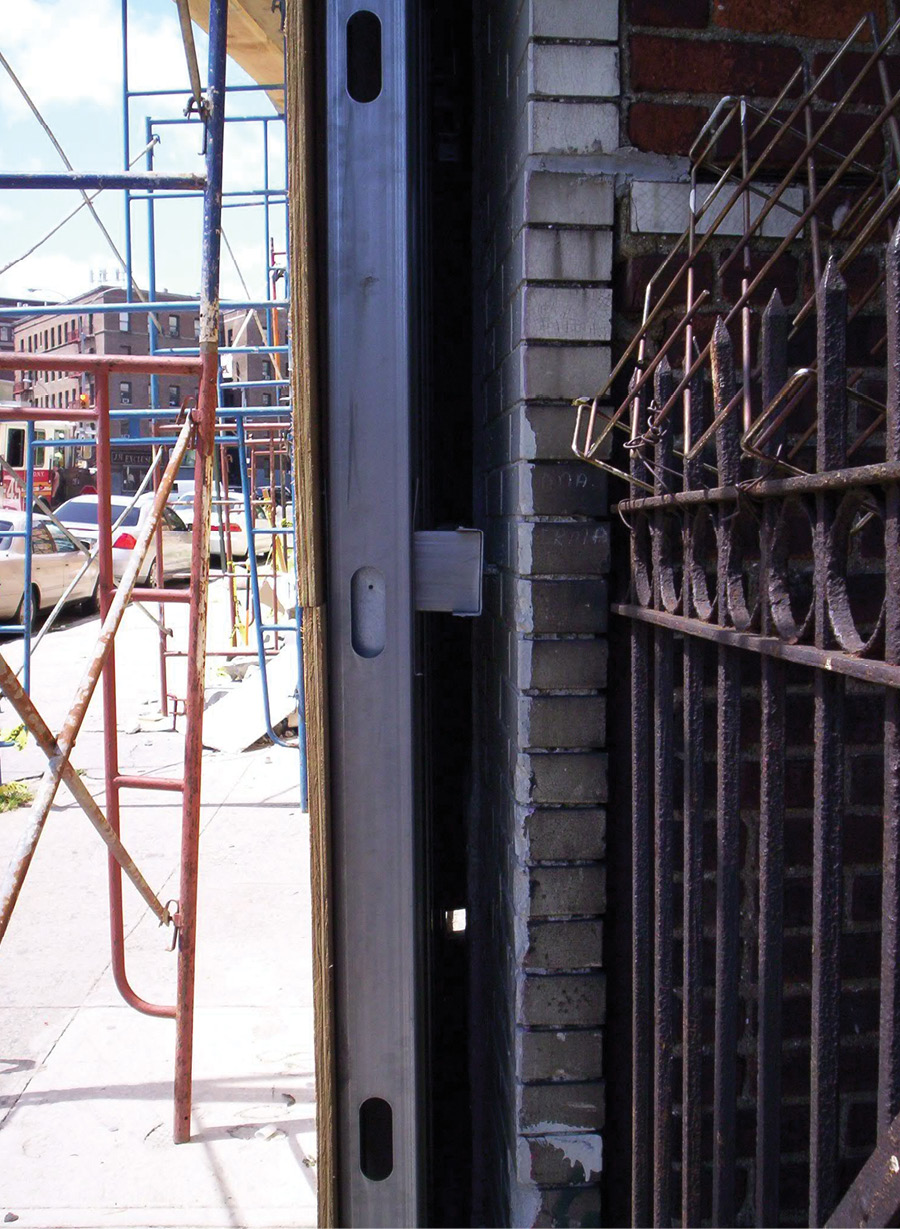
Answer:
149, 114, 280, 125
128, 83, 283, 97
154, 345, 289, 355
22, 422, 34, 694
0, 172, 205, 192
226, 379, 290, 389
128, 189, 286, 201
235, 413, 307, 808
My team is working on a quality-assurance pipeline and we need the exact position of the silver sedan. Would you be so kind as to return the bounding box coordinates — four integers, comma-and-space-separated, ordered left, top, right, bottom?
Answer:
0, 512, 99, 628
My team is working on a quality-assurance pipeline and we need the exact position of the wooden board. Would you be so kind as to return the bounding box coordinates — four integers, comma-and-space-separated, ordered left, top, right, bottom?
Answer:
285, 1, 338, 1225
183, 0, 285, 112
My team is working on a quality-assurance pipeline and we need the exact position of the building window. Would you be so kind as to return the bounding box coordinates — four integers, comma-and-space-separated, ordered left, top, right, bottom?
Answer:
262, 392, 272, 406
119, 312, 130, 333
88, 314, 94, 333
121, 344, 131, 355
43, 330, 48, 348
64, 322, 69, 342
193, 318, 201, 339
0, 326, 9, 343
119, 380, 132, 406
27, 337, 32, 352
168, 385, 180, 407
168, 314, 179, 338
226, 328, 233, 346
261, 359, 272, 380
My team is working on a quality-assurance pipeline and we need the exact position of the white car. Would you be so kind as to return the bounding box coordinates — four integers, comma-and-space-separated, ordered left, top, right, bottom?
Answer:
0, 512, 99, 628
55, 494, 193, 584
169, 487, 278, 559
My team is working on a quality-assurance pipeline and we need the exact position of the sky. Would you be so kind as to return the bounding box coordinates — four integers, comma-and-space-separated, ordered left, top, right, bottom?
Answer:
0, 0, 286, 304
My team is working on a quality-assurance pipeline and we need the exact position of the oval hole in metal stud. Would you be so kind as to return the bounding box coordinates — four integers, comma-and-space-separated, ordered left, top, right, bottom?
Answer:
346, 11, 382, 103
351, 566, 385, 658
359, 1097, 393, 1181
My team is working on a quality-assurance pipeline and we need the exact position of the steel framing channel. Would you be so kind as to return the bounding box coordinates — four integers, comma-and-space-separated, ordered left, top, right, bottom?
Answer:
325, 1, 420, 1223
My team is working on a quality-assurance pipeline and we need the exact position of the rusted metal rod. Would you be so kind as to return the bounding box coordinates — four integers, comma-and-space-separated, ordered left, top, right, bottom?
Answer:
0, 653, 173, 941
0, 407, 194, 944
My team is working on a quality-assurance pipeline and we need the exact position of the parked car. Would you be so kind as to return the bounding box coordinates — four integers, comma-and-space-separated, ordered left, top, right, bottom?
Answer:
0, 512, 99, 628
168, 487, 275, 559
54, 494, 193, 584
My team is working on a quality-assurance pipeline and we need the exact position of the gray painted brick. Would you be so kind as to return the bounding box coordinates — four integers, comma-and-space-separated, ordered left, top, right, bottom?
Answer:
529, 43, 619, 99
522, 750, 608, 805
522, 578, 608, 634
518, 638, 608, 691
521, 807, 606, 862
530, 0, 618, 40
519, 1027, 604, 1082
519, 521, 610, 576
521, 1132, 604, 1185
529, 100, 619, 156
520, 285, 612, 342
516, 462, 608, 517
521, 343, 611, 404
522, 226, 612, 284
521, 972, 606, 1029
519, 694, 606, 749
520, 1076, 606, 1130
518, 404, 585, 462
524, 171, 613, 226
530, 864, 606, 916
526, 918, 603, 969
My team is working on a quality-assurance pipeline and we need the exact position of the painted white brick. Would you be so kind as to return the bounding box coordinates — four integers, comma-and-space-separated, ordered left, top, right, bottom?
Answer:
524, 171, 614, 226
529, 44, 619, 99
529, 100, 619, 156
520, 343, 611, 401
522, 227, 612, 283
531, 0, 618, 40
629, 179, 805, 238
520, 286, 612, 342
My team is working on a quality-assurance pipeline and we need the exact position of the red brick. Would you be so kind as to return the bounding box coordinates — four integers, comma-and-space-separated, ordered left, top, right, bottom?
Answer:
720, 249, 801, 308
712, 0, 884, 40
812, 50, 900, 106
628, 0, 710, 28
630, 34, 802, 97
627, 99, 709, 156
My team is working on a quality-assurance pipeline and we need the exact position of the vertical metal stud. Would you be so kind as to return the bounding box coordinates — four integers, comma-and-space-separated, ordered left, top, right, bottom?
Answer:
325, 2, 420, 1224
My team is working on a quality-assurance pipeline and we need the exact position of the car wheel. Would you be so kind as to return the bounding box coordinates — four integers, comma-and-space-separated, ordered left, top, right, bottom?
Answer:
147, 557, 160, 587
82, 580, 100, 615
14, 585, 39, 631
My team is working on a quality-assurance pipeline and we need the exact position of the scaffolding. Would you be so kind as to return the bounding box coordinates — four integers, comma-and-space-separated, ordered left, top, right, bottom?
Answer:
0, 0, 304, 1143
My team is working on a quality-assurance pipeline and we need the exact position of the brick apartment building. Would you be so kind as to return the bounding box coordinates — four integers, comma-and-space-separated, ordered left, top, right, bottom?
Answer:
13, 285, 201, 423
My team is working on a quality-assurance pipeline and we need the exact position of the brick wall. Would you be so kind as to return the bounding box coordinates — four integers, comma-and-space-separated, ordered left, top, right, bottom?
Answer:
470, 2, 617, 1224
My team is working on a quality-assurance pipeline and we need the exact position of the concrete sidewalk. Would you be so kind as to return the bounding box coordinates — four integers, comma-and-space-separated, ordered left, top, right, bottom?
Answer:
0, 603, 317, 1228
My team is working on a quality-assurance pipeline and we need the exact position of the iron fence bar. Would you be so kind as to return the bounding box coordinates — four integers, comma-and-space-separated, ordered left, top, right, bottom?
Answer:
682, 364, 705, 1229
616, 460, 900, 513
880, 225, 900, 1138
712, 321, 741, 1228
652, 360, 675, 1228
809, 260, 848, 1228
630, 372, 654, 1228
755, 289, 788, 1229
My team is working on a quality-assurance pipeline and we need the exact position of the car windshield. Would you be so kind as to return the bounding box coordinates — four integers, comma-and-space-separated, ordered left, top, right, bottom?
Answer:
58, 501, 140, 528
